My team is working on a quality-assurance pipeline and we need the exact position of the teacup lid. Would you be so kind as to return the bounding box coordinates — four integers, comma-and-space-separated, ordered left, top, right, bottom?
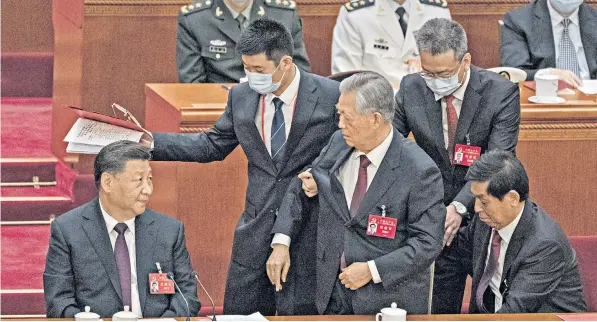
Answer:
381, 302, 407, 315
75, 306, 100, 319
112, 305, 138, 320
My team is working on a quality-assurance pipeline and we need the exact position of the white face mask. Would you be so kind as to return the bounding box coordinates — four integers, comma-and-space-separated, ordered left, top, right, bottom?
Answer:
245, 62, 286, 94
422, 60, 465, 98
549, 0, 583, 15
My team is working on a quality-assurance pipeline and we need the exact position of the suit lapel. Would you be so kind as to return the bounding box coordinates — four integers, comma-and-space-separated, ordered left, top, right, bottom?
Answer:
424, 89, 449, 163
377, 0, 404, 52
535, 0, 556, 66
214, 0, 241, 44
135, 212, 157, 314
276, 71, 318, 174
454, 67, 482, 145
243, 88, 278, 176
472, 223, 492, 292
328, 146, 354, 222
501, 202, 533, 284
399, 0, 423, 58
353, 131, 401, 222
579, 4, 597, 78
82, 198, 123, 304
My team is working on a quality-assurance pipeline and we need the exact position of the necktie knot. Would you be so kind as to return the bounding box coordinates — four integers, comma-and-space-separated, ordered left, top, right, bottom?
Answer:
396, 6, 406, 18
236, 14, 246, 29
491, 230, 502, 248
114, 223, 128, 235
562, 18, 571, 29
445, 94, 455, 105
359, 155, 371, 169
272, 97, 284, 111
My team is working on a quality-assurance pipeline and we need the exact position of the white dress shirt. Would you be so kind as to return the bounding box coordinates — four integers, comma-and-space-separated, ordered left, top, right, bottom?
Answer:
535, 0, 590, 80
223, 0, 253, 20
390, 0, 409, 24
434, 68, 471, 150
485, 205, 524, 312
99, 201, 143, 318
255, 65, 300, 155
272, 128, 394, 284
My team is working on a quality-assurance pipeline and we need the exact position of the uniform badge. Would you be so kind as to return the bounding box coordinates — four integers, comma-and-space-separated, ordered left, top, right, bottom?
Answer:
209, 40, 228, 56
215, 6, 223, 17
373, 38, 389, 50
258, 5, 265, 16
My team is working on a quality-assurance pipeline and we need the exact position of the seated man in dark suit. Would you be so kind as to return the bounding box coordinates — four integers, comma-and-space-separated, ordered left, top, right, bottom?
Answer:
451, 150, 587, 313
501, 0, 597, 87
44, 141, 200, 318
394, 17, 521, 314
268, 72, 446, 315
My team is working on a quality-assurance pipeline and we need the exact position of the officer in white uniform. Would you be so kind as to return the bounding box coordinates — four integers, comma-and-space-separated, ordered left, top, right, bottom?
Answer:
331, 0, 451, 84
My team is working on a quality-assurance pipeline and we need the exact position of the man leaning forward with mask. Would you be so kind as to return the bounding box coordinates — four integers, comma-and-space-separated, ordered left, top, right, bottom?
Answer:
393, 18, 521, 314
145, 19, 340, 315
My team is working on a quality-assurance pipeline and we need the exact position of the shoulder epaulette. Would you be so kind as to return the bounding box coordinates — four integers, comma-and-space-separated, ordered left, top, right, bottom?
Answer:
419, 0, 448, 8
264, 0, 297, 10
344, 0, 375, 12
180, 0, 213, 15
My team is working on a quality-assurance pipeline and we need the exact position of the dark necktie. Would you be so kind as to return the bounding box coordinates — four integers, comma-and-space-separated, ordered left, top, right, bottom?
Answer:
556, 18, 580, 76
236, 14, 247, 31
445, 95, 458, 163
340, 155, 372, 269
475, 230, 502, 313
270, 97, 286, 168
114, 223, 132, 309
396, 7, 407, 37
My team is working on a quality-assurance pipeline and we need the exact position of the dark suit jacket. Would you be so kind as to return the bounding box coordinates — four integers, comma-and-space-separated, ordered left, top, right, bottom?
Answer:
176, 0, 311, 83
273, 129, 446, 314
152, 71, 339, 273
501, 0, 597, 80
43, 198, 199, 318
452, 200, 587, 313
394, 66, 520, 212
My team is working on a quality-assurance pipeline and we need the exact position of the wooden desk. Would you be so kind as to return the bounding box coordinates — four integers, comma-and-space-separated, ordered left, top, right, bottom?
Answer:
144, 82, 597, 310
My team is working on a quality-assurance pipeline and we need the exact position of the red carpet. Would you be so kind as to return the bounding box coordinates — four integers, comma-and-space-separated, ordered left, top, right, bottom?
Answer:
1, 98, 53, 158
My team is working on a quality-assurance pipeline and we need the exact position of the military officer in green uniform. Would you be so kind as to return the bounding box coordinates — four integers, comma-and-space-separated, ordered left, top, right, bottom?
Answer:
176, 0, 311, 83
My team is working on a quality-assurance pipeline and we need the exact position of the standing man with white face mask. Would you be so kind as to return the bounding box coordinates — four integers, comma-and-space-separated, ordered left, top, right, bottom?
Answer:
148, 19, 340, 316
393, 18, 521, 314
501, 0, 597, 87
176, 0, 311, 83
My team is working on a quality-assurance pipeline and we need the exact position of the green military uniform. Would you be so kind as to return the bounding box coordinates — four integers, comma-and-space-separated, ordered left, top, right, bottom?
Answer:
176, 0, 312, 83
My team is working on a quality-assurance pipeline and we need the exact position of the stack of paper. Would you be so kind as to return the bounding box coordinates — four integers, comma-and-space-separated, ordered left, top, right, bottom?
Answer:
64, 118, 144, 154
578, 80, 597, 95
214, 312, 268, 321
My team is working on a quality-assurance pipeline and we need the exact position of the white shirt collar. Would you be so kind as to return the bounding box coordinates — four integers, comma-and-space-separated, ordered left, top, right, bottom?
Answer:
353, 127, 394, 169
434, 67, 471, 101
224, 1, 253, 20
267, 65, 300, 105
99, 199, 136, 237
390, 0, 409, 14
496, 203, 525, 244
547, 0, 580, 27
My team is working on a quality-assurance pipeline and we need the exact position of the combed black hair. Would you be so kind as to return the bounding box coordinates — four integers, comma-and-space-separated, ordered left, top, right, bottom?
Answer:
236, 18, 294, 65
94, 140, 151, 189
465, 150, 529, 201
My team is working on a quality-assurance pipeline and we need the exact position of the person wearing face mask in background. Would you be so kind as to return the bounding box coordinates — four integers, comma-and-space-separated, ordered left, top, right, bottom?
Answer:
393, 18, 521, 314
147, 19, 340, 315
176, 0, 311, 83
501, 0, 597, 87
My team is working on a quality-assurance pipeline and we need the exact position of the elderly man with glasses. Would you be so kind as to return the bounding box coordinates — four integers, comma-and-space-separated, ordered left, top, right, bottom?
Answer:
393, 18, 521, 314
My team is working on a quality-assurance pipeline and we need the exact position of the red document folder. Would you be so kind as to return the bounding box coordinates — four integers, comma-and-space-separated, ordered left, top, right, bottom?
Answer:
68, 106, 143, 132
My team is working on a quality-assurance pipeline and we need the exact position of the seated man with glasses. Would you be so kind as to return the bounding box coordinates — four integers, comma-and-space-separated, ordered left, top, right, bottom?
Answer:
393, 18, 521, 314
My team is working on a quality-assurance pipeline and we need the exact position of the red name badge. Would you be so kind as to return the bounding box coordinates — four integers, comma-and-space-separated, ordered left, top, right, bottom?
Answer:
453, 144, 481, 166
366, 215, 397, 239
149, 273, 175, 295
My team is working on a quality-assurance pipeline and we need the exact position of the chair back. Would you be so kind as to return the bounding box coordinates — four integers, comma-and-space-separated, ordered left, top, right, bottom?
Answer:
568, 235, 597, 311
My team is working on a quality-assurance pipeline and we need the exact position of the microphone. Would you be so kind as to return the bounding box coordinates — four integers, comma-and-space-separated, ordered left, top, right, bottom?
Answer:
221, 84, 231, 91
167, 272, 191, 321
193, 271, 217, 321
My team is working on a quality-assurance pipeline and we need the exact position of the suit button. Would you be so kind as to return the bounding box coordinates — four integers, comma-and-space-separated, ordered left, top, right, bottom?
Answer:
277, 178, 282, 182
270, 209, 275, 214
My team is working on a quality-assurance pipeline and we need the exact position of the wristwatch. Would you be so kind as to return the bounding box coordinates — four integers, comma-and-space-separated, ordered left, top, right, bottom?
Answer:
451, 201, 468, 216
